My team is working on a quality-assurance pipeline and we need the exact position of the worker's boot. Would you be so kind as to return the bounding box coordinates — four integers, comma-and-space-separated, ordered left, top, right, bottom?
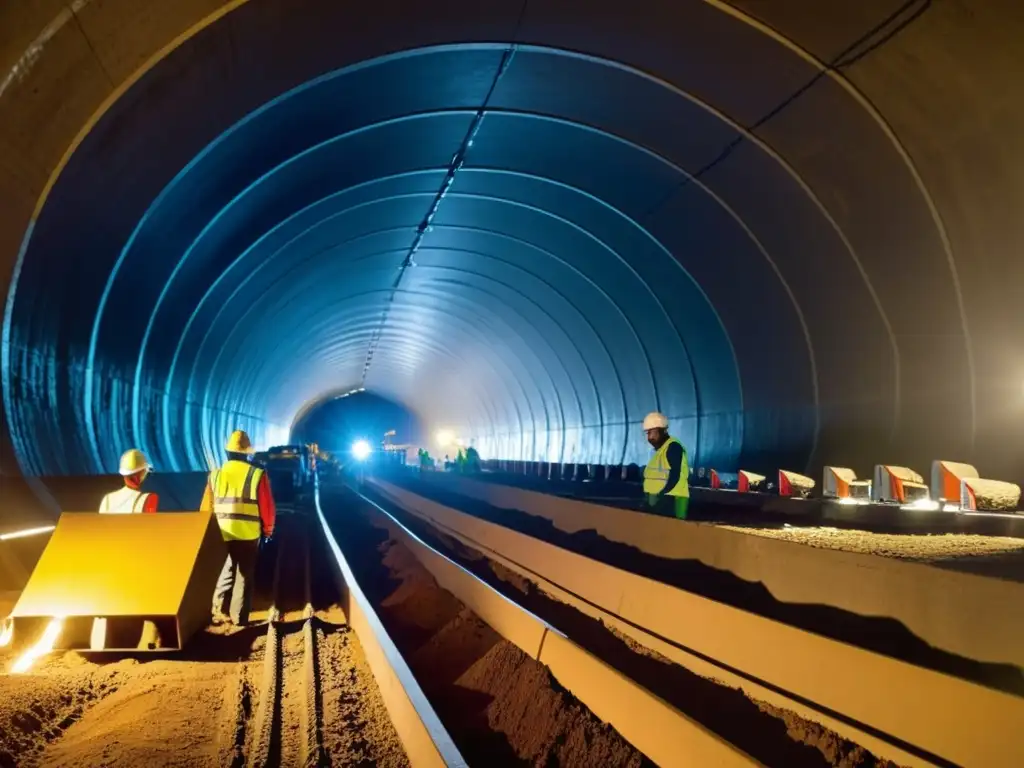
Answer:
211, 608, 231, 626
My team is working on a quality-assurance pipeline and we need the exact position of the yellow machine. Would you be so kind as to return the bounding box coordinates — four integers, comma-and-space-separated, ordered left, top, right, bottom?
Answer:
4, 511, 226, 652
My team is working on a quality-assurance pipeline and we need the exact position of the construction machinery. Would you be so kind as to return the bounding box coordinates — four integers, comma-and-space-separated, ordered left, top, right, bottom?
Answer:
261, 444, 315, 502
2, 510, 225, 654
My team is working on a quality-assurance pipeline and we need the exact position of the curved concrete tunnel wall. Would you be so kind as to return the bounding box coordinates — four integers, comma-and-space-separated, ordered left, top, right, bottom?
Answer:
1, 0, 1022, 494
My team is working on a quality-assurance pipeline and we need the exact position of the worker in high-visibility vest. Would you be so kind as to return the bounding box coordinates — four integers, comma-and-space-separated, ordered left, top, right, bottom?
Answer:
641, 412, 689, 519
99, 449, 159, 514
201, 430, 276, 626
95, 449, 161, 647
465, 444, 481, 473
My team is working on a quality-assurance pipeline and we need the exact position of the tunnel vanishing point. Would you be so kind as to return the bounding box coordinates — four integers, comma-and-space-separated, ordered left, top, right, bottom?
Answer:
1, 0, 1022, 506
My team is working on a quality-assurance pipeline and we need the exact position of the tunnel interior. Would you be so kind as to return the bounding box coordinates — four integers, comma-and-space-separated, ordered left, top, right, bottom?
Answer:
3, 0, 1021, 489
291, 391, 422, 457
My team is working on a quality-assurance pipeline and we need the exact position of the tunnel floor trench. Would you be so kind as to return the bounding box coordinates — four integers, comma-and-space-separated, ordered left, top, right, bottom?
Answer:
320, 483, 655, 767
357, 480, 904, 768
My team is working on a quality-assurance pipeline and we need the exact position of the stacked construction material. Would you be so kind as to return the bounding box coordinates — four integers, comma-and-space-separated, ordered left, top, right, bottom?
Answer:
872, 465, 930, 504
930, 460, 1022, 512
822, 467, 872, 500
738, 470, 766, 493
778, 470, 815, 498
961, 479, 1021, 512
930, 460, 978, 502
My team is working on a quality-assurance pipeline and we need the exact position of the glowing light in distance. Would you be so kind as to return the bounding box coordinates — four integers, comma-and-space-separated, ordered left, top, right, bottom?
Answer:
351, 440, 371, 461
10, 617, 63, 674
0, 525, 55, 541
435, 430, 454, 448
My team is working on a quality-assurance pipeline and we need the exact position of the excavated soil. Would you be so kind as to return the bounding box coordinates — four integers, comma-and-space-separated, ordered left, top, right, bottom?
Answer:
0, 513, 407, 767
325, 489, 653, 767
384, 476, 1024, 695
359, 493, 904, 768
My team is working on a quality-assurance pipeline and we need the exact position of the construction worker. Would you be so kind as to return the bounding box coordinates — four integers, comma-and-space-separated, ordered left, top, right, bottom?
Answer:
95, 449, 160, 648
465, 444, 481, 473
642, 412, 689, 519
99, 449, 158, 513
201, 430, 276, 626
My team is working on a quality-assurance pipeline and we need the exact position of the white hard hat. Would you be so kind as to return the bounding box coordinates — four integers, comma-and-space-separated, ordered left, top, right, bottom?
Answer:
642, 412, 669, 430
119, 448, 152, 476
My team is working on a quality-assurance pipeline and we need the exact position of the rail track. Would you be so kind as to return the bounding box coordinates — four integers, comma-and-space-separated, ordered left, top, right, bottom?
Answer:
246, 514, 327, 767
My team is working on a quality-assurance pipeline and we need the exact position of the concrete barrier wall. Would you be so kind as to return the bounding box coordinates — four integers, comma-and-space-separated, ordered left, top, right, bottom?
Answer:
419, 473, 1024, 670
358, 490, 758, 768
373, 478, 1024, 768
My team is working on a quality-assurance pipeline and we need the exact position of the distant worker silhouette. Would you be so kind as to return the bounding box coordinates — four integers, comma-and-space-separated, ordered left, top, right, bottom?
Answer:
99, 449, 158, 514
201, 430, 276, 626
465, 443, 481, 473
641, 413, 689, 519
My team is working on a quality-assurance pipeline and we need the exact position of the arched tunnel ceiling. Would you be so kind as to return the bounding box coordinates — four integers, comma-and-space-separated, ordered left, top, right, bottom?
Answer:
1, 0, 1022, 483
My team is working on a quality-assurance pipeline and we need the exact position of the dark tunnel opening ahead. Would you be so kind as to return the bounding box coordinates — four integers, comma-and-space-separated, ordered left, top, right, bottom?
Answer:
2, 0, 1022, 492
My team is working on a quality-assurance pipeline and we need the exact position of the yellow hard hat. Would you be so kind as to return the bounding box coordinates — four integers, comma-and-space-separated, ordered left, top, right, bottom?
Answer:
118, 448, 152, 476
225, 429, 254, 454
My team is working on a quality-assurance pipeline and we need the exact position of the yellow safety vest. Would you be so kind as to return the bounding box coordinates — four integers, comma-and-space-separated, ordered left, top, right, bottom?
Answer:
210, 460, 263, 541
643, 437, 689, 497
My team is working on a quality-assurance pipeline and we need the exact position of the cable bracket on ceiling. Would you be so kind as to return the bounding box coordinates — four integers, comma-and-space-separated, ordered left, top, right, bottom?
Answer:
359, 44, 518, 385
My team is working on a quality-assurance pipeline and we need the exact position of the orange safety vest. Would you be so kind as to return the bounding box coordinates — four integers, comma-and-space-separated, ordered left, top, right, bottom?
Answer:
209, 460, 263, 541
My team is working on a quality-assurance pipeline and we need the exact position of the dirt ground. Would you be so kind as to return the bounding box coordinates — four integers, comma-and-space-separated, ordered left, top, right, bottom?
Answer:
0, 630, 259, 768
0, 553, 406, 768
318, 621, 409, 766
331, 497, 653, 767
